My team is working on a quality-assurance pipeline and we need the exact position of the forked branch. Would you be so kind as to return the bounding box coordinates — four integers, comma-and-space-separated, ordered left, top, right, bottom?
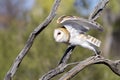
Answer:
39, 45, 75, 80
59, 55, 120, 80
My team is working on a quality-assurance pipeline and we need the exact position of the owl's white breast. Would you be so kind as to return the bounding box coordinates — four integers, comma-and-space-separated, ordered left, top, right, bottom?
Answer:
69, 34, 86, 46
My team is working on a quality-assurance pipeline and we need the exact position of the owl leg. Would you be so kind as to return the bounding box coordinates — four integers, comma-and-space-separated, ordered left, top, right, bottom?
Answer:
85, 43, 101, 56
93, 48, 101, 56
87, 43, 101, 56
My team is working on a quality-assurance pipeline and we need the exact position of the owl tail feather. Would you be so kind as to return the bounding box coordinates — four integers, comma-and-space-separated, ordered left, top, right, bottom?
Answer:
86, 35, 101, 47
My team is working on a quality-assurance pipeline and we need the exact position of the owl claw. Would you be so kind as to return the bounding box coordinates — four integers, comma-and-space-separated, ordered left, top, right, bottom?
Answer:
94, 50, 101, 56
97, 51, 101, 55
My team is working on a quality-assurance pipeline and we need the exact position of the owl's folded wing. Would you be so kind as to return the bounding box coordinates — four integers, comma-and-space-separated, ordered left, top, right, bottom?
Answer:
57, 16, 103, 33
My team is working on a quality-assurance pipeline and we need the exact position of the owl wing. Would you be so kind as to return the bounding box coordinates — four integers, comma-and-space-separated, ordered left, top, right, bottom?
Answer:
57, 15, 103, 33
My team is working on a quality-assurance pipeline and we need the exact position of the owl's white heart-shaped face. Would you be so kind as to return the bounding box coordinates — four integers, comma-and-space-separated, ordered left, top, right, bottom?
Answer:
54, 28, 69, 43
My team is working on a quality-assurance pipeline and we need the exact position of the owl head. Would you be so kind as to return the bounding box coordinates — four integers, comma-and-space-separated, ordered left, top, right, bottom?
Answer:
54, 27, 70, 43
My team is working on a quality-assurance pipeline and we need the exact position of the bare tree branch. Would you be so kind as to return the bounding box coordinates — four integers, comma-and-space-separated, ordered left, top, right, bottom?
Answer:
89, 0, 109, 21
59, 55, 120, 80
58, 45, 75, 64
4, 0, 61, 80
39, 45, 75, 80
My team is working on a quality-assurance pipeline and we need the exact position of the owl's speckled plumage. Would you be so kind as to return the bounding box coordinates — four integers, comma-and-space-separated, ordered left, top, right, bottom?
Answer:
54, 15, 102, 55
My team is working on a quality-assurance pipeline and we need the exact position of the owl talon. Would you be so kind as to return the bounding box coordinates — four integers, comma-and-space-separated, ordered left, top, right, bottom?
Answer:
94, 50, 101, 56
97, 51, 101, 55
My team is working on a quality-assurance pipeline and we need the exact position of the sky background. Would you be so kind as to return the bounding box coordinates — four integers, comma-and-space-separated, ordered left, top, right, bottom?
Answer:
74, 0, 100, 16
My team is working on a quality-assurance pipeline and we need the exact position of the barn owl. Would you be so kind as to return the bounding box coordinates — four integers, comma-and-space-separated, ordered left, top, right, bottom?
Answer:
54, 15, 102, 55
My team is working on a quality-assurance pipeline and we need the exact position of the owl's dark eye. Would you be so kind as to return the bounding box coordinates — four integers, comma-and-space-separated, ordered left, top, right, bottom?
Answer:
57, 32, 61, 35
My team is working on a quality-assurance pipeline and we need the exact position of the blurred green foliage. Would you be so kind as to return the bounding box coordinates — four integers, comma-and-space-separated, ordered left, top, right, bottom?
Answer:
0, 0, 120, 80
